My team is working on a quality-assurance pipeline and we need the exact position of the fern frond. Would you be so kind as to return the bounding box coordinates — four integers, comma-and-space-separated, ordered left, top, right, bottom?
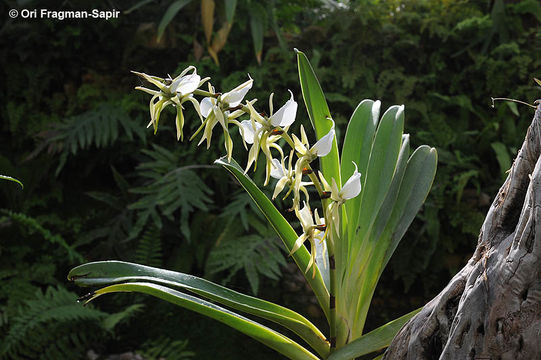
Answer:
0, 286, 107, 359
135, 226, 162, 267
34, 102, 147, 175
0, 209, 82, 263
129, 145, 213, 241
206, 230, 286, 295
138, 336, 195, 360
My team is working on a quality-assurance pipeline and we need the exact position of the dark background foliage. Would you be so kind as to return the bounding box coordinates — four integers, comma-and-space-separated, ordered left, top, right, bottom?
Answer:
1, 0, 540, 358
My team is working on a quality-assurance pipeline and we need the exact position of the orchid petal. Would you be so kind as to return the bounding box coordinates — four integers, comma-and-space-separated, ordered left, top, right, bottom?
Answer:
311, 126, 335, 157
298, 202, 314, 230
270, 158, 285, 179
341, 162, 362, 200
200, 97, 214, 118
176, 74, 201, 96
289, 234, 307, 256
222, 77, 253, 107
270, 90, 297, 127
239, 120, 261, 144
272, 177, 289, 200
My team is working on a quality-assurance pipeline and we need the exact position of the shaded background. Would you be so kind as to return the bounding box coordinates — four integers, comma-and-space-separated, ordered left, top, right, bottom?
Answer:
0, 0, 540, 358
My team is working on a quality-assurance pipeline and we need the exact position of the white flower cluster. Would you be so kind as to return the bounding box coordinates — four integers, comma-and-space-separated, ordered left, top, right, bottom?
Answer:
134, 67, 362, 276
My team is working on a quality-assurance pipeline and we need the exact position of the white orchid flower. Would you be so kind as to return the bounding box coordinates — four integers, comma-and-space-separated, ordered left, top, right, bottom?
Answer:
221, 76, 253, 107
239, 119, 263, 144
241, 91, 297, 181
319, 162, 362, 234
269, 153, 310, 205
270, 90, 297, 127
171, 72, 201, 97
331, 162, 362, 203
292, 121, 335, 160
133, 66, 203, 140
289, 202, 327, 277
195, 76, 253, 159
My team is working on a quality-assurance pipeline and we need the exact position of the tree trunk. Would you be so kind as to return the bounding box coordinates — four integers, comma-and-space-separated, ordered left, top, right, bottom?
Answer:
384, 104, 541, 360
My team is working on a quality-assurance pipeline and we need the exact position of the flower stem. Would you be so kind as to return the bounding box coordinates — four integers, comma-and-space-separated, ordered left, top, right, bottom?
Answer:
193, 89, 219, 98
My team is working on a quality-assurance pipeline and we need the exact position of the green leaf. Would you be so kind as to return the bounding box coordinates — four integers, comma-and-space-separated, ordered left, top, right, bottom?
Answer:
350, 105, 404, 257
206, 233, 286, 295
341, 100, 381, 246
157, 0, 193, 41
215, 158, 330, 320
327, 308, 421, 360
0, 175, 23, 189
381, 145, 438, 268
225, 0, 237, 23
505, 101, 519, 117
124, 0, 155, 14
69, 261, 329, 357
250, 3, 266, 64
296, 49, 341, 186
369, 134, 410, 243
80, 282, 320, 360
491, 141, 511, 176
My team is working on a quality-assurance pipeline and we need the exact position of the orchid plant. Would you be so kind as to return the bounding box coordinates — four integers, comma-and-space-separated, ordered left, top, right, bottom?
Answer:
69, 50, 437, 360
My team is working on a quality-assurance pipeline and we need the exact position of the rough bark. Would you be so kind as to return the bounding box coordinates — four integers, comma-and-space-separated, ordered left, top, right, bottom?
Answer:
384, 104, 541, 360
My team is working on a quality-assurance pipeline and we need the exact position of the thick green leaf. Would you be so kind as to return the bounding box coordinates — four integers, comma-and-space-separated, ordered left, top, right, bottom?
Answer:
296, 49, 341, 186
381, 145, 437, 267
0, 175, 23, 189
225, 0, 237, 23
69, 261, 329, 357
215, 158, 330, 319
84, 282, 319, 360
327, 308, 421, 360
350, 105, 404, 257
340, 99, 381, 256
250, 3, 266, 64
348, 145, 436, 337
369, 134, 410, 243
157, 0, 193, 41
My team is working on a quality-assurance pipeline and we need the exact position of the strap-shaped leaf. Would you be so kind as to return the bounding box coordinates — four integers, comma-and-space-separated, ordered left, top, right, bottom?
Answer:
215, 158, 330, 320
368, 134, 410, 247
381, 145, 437, 267
0, 175, 23, 189
225, 0, 237, 23
350, 105, 404, 257
296, 49, 341, 186
340, 100, 381, 268
68, 261, 329, 357
84, 282, 320, 360
327, 308, 421, 360
157, 0, 193, 41
250, 3, 266, 64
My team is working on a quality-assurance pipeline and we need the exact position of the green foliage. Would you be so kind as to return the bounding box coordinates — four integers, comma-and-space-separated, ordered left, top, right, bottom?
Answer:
206, 219, 286, 295
138, 336, 195, 360
0, 286, 107, 360
0, 209, 82, 263
136, 226, 163, 268
44, 102, 147, 175
128, 145, 213, 241
2, 0, 540, 357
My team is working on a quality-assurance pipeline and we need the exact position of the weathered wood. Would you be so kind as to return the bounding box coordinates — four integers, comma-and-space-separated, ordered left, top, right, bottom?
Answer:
384, 104, 541, 360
